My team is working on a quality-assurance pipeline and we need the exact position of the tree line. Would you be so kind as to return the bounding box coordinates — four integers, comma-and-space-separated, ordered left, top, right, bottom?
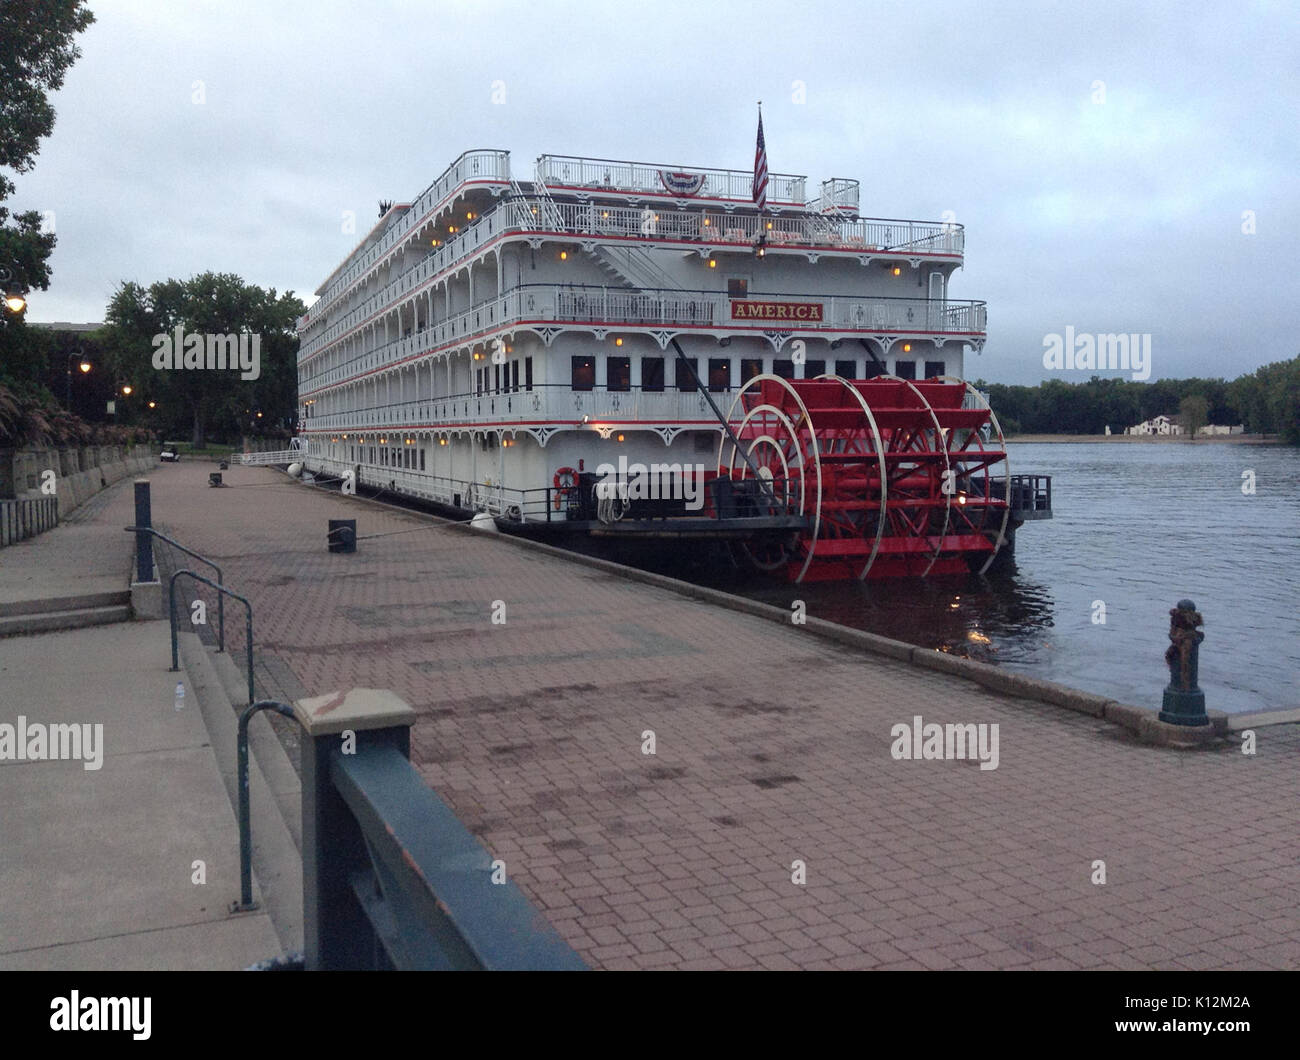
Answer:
976, 357, 1300, 443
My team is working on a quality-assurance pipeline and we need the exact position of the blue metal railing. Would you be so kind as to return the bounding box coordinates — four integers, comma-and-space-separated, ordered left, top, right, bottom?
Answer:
303, 726, 586, 970
128, 526, 226, 651
168, 570, 253, 705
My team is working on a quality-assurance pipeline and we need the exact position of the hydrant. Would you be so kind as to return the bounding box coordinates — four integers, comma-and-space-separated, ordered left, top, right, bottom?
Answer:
1158, 599, 1209, 726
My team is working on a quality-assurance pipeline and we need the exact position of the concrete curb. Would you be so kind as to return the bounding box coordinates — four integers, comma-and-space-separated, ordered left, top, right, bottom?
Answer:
298, 474, 1235, 751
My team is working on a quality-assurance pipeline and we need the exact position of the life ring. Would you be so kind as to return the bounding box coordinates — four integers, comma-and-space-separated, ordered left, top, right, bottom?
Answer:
553, 466, 579, 510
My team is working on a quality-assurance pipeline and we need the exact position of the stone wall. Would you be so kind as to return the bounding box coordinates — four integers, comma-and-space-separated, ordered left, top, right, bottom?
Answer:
1, 445, 158, 520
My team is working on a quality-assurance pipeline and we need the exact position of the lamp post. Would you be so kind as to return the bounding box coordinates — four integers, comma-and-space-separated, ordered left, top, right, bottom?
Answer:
65, 350, 92, 409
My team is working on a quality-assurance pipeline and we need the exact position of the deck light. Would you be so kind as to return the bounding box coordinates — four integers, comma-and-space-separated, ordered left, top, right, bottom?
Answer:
902, 343, 912, 353
891, 265, 901, 276
439, 438, 447, 446
708, 259, 716, 268
560, 250, 568, 260
615, 337, 623, 346
702, 218, 710, 227
616, 433, 625, 442
766, 221, 773, 230
756, 247, 765, 258
467, 212, 475, 220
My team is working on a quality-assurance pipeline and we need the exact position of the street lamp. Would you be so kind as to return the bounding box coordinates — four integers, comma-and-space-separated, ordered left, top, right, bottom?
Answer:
66, 351, 92, 408
0, 266, 27, 316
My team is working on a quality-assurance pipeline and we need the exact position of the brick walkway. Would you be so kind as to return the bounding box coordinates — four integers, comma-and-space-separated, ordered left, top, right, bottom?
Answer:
147, 462, 1299, 970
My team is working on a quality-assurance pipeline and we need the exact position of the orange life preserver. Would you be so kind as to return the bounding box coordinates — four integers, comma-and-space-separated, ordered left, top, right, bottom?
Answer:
553, 466, 579, 510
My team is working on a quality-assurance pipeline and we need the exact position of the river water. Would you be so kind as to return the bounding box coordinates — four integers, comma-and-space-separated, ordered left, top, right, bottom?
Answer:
684, 442, 1300, 715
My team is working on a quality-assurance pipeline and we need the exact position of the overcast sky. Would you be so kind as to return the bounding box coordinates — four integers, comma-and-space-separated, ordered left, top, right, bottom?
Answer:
12, 0, 1298, 384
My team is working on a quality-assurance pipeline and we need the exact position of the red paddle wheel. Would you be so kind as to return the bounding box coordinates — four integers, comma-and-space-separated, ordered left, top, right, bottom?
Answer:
719, 374, 1010, 582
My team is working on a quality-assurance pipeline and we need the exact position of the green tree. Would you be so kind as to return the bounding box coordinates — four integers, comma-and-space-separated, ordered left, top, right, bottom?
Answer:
1179, 394, 1209, 437
102, 273, 303, 446
0, 0, 96, 202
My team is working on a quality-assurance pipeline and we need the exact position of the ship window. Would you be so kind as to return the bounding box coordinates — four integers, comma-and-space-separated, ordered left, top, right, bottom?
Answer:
608, 356, 631, 392
525, 357, 534, 391
675, 357, 699, 392
708, 358, 731, 392
835, 359, 857, 379
511, 361, 520, 392
694, 431, 714, 453
925, 360, 945, 379
727, 277, 748, 298
863, 360, 886, 379
494, 364, 502, 393
642, 357, 665, 392
803, 359, 826, 378
894, 360, 917, 379
571, 355, 595, 391
740, 358, 763, 382
773, 359, 795, 379
420, 450, 425, 471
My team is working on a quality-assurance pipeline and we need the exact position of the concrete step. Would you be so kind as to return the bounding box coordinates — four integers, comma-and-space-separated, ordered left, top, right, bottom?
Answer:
176, 631, 303, 952
210, 647, 302, 853
0, 604, 131, 637
0, 589, 130, 618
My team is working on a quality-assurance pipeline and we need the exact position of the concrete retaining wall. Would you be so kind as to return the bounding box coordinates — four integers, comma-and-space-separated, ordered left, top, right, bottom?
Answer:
1, 445, 157, 535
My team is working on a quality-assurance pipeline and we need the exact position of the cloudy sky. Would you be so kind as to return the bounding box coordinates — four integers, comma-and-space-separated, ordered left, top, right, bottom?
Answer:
13, 0, 1298, 384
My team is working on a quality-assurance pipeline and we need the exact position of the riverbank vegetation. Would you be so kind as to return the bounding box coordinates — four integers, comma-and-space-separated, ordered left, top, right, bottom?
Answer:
978, 356, 1300, 443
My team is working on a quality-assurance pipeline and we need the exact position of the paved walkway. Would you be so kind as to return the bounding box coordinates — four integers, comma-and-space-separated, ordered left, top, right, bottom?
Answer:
8, 462, 1299, 970
139, 461, 1300, 971
0, 472, 281, 969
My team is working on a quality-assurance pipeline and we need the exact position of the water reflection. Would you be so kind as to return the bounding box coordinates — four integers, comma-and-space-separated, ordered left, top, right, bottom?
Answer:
619, 442, 1300, 715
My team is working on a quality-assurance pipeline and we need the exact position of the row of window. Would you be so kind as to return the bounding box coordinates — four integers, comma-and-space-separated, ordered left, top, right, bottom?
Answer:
346, 445, 428, 470
570, 355, 946, 391
475, 356, 535, 396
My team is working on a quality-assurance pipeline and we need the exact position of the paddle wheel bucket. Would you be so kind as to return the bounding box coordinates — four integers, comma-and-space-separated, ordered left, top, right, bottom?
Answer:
718, 374, 1011, 582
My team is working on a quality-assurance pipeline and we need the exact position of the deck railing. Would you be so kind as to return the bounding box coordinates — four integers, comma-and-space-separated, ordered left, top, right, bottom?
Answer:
299, 197, 964, 364
298, 285, 986, 398
537, 153, 806, 205
303, 149, 511, 326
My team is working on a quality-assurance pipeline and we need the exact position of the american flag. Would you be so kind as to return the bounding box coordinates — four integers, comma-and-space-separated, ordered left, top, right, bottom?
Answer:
752, 109, 768, 213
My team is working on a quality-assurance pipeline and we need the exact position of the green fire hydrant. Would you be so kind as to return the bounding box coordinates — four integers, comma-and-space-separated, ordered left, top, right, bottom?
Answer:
1159, 599, 1209, 726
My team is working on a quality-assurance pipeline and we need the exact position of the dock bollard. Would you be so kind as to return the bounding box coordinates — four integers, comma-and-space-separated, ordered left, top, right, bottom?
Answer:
1159, 599, 1209, 726
327, 519, 356, 554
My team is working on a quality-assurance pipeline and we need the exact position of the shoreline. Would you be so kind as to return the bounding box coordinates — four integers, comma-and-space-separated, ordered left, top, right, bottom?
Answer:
1006, 433, 1284, 444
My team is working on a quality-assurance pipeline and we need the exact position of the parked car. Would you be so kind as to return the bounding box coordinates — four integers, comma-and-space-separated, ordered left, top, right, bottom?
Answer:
160, 448, 179, 462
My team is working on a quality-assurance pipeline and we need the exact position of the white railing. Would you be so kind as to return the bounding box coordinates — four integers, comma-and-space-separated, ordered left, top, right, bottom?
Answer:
809, 178, 860, 215
238, 449, 299, 465
302, 149, 511, 326
298, 195, 966, 365
301, 386, 734, 433
537, 154, 806, 205
297, 285, 986, 398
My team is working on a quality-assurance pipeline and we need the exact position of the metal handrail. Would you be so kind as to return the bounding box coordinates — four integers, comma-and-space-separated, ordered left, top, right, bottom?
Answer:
127, 526, 226, 652
168, 570, 253, 706
235, 699, 297, 911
